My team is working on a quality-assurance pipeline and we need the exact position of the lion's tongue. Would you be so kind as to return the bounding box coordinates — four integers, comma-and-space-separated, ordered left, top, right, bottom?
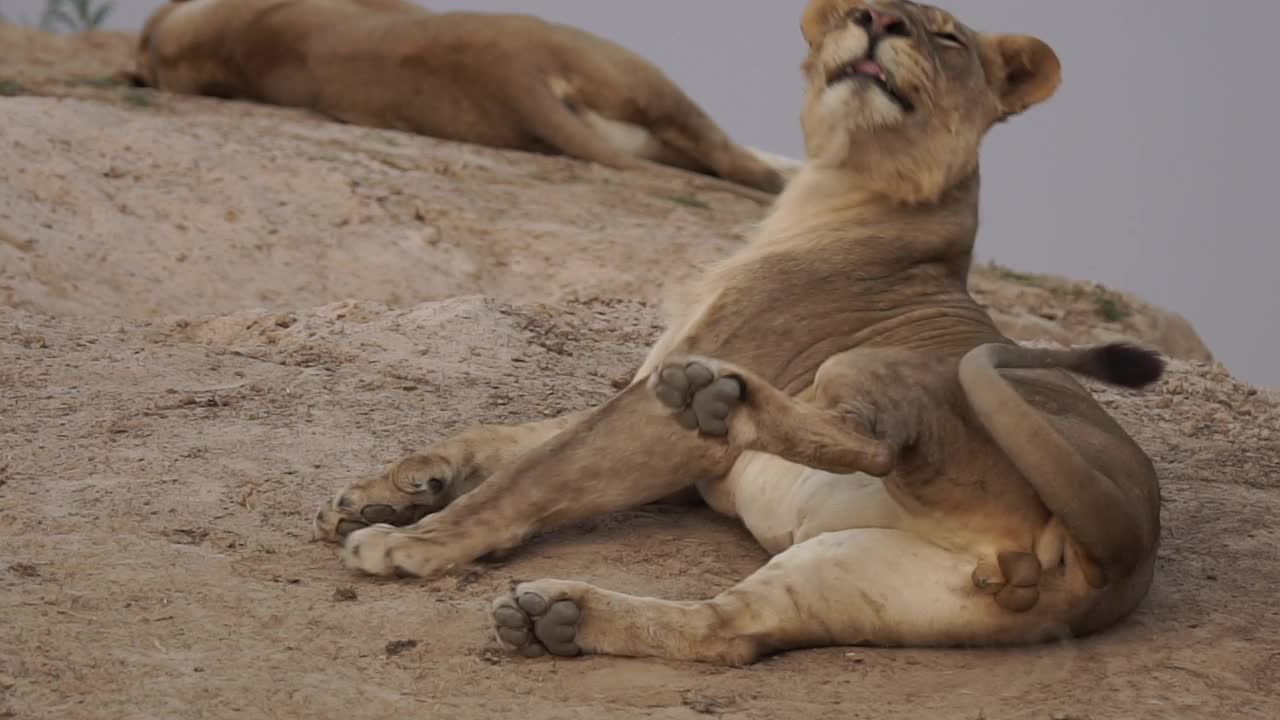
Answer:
855, 60, 885, 78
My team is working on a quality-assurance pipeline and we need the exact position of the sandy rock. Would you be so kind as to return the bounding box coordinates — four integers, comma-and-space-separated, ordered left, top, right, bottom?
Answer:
972, 263, 1215, 362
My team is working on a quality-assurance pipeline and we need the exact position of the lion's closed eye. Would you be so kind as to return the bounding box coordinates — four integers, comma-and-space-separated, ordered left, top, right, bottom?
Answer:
932, 31, 966, 49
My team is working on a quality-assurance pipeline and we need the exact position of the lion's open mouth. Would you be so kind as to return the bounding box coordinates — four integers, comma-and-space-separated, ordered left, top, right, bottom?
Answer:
827, 59, 913, 112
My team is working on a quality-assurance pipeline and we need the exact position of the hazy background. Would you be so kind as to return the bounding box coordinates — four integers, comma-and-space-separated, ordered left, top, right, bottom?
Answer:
7, 0, 1277, 386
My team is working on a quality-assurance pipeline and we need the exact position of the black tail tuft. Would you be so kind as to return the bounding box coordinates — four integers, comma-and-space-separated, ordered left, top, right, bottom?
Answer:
1095, 343, 1166, 388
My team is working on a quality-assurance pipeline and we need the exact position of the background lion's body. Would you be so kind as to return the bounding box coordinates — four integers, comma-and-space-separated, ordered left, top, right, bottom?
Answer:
134, 0, 785, 193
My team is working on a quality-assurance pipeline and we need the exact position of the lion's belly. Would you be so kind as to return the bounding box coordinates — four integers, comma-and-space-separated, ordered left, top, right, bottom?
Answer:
715, 449, 1058, 567
709, 451, 909, 556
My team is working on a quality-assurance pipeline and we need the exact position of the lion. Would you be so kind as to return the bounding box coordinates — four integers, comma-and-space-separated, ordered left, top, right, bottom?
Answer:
314, 0, 1167, 664
127, 0, 786, 196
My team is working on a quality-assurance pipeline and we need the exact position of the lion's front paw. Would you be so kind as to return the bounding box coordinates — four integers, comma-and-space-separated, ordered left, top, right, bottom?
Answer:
314, 498, 433, 545
339, 524, 449, 578
650, 357, 743, 437
491, 581, 588, 658
313, 453, 457, 543
339, 525, 403, 576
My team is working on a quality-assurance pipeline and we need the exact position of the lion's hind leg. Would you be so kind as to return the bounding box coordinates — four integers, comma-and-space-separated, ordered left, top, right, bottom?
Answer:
491, 528, 1068, 664
639, 94, 787, 194
649, 354, 1058, 612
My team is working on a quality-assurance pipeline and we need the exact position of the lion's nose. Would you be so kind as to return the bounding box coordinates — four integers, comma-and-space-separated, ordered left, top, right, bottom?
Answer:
851, 7, 908, 37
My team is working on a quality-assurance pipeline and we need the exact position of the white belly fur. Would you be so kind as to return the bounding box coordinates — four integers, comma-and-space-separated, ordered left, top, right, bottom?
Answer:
579, 110, 666, 160
710, 450, 909, 556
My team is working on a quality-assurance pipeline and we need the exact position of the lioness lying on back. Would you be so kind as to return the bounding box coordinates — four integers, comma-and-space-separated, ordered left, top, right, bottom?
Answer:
129, 0, 785, 195
313, 0, 1167, 664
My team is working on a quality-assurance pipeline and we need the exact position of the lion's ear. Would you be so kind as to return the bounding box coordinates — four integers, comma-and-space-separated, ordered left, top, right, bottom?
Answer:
981, 34, 1061, 121
800, 4, 828, 47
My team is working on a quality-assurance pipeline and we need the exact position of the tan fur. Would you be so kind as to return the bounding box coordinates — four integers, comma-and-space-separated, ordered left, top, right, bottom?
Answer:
315, 0, 1165, 664
129, 0, 785, 196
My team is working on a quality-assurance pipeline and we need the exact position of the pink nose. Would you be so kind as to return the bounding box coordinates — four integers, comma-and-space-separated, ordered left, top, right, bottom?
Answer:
852, 7, 907, 36
869, 9, 904, 34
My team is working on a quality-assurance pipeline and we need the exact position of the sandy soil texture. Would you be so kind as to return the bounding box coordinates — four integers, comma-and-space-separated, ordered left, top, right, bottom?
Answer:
2, 24, 1276, 720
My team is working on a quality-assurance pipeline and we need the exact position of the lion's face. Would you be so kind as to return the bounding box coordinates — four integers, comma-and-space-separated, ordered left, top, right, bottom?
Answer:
799, 0, 1061, 199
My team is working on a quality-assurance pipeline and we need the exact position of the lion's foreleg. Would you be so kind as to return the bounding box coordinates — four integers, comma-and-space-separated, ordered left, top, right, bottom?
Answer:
650, 355, 902, 477
339, 383, 737, 577
313, 411, 588, 543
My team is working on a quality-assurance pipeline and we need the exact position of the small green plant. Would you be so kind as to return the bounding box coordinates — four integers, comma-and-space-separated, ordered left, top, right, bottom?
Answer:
661, 193, 711, 210
1096, 295, 1130, 323
39, 0, 115, 33
527, 170, 585, 184
0, 78, 27, 97
983, 260, 1041, 286
997, 268, 1039, 285
122, 88, 154, 107
72, 75, 126, 89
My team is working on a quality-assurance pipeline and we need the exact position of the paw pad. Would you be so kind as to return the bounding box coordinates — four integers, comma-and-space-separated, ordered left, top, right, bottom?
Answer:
653, 360, 743, 437
493, 591, 582, 658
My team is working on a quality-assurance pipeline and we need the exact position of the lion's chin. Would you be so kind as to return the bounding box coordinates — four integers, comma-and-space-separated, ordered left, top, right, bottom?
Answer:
826, 67, 913, 113
815, 84, 911, 135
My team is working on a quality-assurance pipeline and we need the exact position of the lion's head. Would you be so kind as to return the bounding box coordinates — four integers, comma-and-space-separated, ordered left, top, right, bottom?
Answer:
122, 2, 179, 89
799, 0, 1061, 202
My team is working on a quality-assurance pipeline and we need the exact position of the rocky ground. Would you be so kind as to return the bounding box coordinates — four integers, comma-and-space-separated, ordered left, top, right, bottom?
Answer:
1, 25, 1276, 720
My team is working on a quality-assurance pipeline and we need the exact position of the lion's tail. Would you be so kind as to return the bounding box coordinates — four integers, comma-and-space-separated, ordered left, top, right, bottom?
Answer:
957, 342, 1164, 584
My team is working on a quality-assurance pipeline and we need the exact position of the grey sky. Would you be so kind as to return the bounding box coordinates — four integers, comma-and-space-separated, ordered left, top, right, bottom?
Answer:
9, 0, 1277, 386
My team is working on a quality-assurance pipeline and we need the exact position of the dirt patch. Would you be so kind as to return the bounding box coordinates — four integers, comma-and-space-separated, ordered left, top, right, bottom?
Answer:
0, 22, 1274, 720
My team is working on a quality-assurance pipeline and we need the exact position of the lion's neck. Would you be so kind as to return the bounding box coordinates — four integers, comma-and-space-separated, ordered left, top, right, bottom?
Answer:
758, 166, 981, 258
734, 164, 1002, 374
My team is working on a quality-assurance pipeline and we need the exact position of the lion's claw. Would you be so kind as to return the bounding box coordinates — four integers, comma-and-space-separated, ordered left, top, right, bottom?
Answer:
313, 455, 455, 543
